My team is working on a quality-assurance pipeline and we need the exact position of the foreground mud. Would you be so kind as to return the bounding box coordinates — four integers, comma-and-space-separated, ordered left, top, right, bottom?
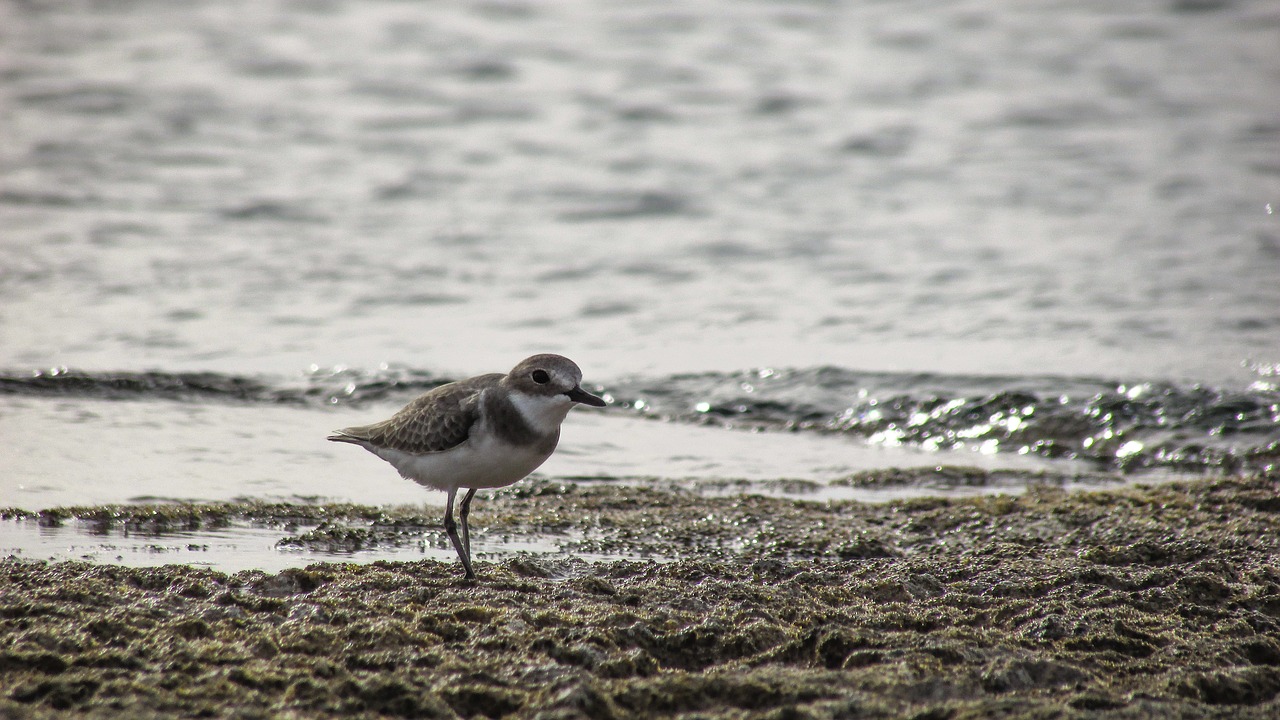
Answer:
2, 474, 1279, 718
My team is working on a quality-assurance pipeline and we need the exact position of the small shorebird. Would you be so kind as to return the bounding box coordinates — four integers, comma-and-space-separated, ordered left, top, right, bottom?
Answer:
327, 354, 606, 579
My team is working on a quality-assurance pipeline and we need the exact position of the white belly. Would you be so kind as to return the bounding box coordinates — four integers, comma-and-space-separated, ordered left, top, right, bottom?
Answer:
371, 431, 554, 492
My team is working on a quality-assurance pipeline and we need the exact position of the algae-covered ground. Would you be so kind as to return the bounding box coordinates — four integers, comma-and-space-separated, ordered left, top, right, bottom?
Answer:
2, 473, 1279, 718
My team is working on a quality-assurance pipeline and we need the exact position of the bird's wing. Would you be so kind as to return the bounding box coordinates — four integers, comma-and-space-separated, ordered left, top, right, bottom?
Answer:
331, 375, 498, 454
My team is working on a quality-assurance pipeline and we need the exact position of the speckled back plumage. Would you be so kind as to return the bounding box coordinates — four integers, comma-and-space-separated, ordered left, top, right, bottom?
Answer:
332, 374, 499, 454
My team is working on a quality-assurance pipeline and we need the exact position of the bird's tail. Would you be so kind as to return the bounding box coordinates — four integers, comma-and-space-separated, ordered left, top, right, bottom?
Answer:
326, 429, 365, 445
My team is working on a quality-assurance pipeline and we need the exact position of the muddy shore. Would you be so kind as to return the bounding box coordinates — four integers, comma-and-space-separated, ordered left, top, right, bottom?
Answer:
3, 473, 1279, 718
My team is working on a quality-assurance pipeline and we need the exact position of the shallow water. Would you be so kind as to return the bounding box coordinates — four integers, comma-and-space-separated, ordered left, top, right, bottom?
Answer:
0, 516, 638, 574
0, 466, 1172, 573
1, 0, 1278, 569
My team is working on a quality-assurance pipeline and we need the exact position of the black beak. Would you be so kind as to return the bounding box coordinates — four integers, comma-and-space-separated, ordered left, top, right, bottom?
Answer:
566, 385, 607, 407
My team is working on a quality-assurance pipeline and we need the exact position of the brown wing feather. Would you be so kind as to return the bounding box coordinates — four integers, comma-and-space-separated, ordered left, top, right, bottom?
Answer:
333, 374, 499, 454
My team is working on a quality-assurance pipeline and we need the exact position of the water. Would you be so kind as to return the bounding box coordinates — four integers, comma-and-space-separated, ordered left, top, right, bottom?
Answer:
0, 517, 615, 574
1, 0, 1278, 568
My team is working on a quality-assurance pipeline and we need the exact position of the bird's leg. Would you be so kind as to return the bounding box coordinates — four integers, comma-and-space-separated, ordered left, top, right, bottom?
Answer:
459, 487, 477, 562
443, 489, 475, 580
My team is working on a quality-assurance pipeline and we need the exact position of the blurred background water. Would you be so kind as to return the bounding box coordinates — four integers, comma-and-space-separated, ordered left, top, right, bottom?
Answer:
1, 0, 1278, 565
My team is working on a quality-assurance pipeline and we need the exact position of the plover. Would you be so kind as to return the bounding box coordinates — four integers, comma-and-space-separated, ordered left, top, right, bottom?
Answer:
327, 354, 606, 579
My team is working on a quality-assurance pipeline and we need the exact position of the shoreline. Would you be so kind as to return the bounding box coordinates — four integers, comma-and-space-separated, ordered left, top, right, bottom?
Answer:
1, 466, 1160, 568
3, 474, 1279, 718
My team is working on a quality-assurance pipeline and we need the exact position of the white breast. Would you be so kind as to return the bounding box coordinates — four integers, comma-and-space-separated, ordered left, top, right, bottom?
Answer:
372, 421, 556, 492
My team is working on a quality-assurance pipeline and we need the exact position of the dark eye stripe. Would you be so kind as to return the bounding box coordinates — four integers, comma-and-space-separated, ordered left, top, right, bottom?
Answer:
531, 369, 550, 384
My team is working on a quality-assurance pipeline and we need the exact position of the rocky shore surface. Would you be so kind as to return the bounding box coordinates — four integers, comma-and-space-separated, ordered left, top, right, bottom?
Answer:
3, 472, 1279, 718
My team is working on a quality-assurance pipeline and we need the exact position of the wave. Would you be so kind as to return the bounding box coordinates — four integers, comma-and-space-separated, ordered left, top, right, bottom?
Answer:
3, 365, 1277, 475
0, 366, 448, 405
598, 367, 1280, 475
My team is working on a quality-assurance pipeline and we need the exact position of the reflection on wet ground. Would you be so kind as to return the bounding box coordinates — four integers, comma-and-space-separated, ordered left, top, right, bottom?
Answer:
1, 469, 1187, 573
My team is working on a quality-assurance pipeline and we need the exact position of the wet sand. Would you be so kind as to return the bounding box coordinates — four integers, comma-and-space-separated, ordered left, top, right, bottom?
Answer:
3, 473, 1279, 718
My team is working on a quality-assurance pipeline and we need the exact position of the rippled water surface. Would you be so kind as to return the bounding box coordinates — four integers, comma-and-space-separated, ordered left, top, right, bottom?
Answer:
1, 0, 1278, 565
3, 0, 1279, 380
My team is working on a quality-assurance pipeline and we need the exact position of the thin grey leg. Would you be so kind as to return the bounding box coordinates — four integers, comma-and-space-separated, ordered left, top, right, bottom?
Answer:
442, 489, 474, 579
459, 487, 478, 562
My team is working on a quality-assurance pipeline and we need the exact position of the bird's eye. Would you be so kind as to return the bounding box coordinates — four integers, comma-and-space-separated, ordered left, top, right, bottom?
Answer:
531, 369, 550, 384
